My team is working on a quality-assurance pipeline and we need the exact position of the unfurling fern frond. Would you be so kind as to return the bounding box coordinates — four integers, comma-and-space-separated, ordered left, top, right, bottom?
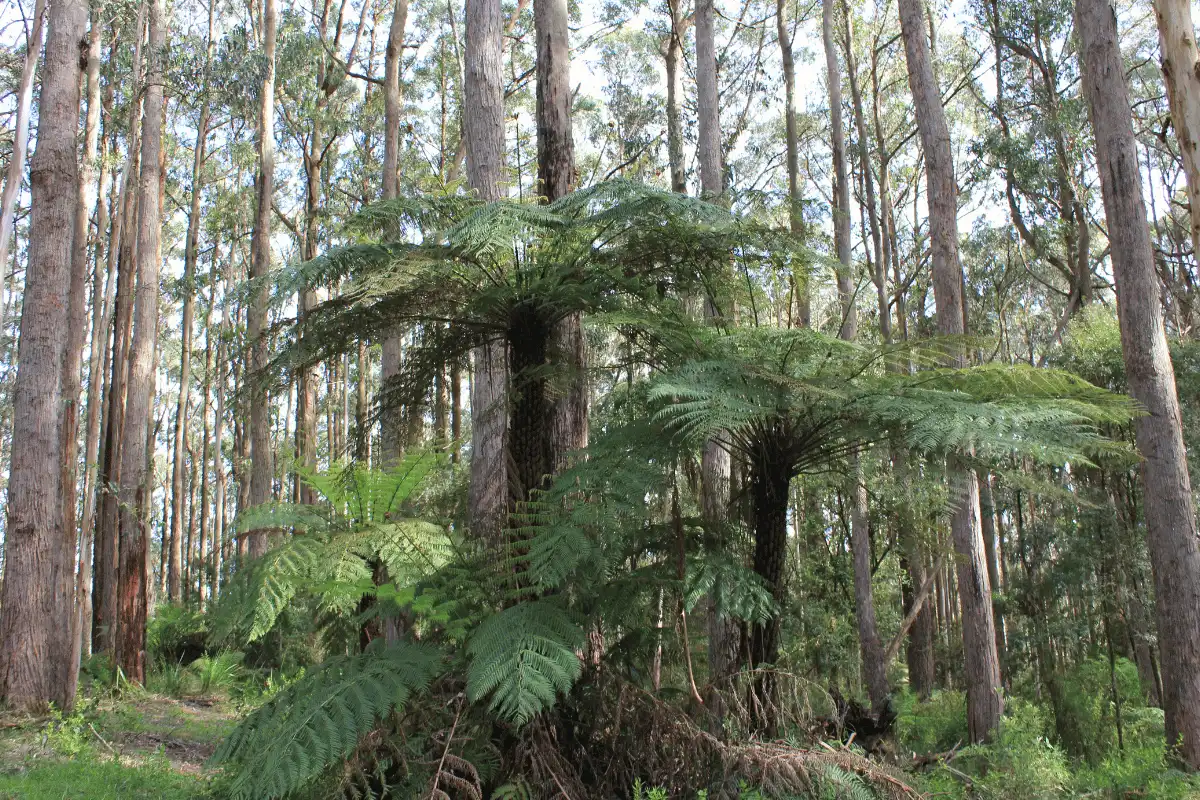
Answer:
210, 641, 442, 800
467, 600, 587, 726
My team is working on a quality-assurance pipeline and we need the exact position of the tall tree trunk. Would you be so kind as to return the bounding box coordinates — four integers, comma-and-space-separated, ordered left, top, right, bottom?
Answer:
535, 0, 586, 469
842, 6, 887, 340
95, 7, 146, 650
664, 0, 689, 195
115, 0, 165, 684
0, 0, 87, 712
777, 0, 808, 325
465, 0, 508, 542
211, 239, 232, 600
823, 0, 854, 338
1077, 0, 1200, 766
898, 0, 1003, 742
379, 0, 410, 467
65, 3, 105, 702
247, 0, 278, 558
696, 0, 738, 690
1154, 0, 1200, 267
894, 448, 936, 698
0, 0, 47, 325
170, 94, 210, 602
978, 470, 1007, 669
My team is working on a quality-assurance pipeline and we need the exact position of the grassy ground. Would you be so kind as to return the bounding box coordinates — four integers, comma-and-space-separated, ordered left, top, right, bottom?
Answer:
0, 695, 237, 799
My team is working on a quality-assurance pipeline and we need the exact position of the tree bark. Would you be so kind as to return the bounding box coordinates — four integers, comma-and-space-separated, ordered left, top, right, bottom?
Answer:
247, 0, 278, 559
115, 0, 166, 684
898, 0, 1002, 742
1076, 0, 1200, 766
65, 3, 105, 702
0, 0, 87, 712
823, 0, 854, 338
664, 0, 689, 195
0, 0, 47, 323
170, 93, 211, 602
777, 0, 808, 325
379, 0, 410, 467
1153, 0, 1200, 268
465, 0, 508, 542
535, 0, 586, 470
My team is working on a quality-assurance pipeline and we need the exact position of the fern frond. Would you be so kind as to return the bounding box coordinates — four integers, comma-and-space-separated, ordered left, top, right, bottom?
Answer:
467, 600, 587, 726
211, 641, 442, 800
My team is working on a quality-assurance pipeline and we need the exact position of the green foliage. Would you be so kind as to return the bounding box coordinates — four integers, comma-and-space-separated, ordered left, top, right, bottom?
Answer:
209, 640, 441, 800
0, 753, 208, 800
895, 691, 969, 755
214, 453, 453, 644
466, 599, 587, 726
42, 707, 91, 758
147, 605, 209, 666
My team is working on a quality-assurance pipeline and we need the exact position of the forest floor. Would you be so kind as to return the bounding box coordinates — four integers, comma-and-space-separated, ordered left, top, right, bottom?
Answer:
0, 694, 233, 798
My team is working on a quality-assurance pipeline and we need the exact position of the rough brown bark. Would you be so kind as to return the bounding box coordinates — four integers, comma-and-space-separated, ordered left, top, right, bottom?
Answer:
898, 0, 1002, 742
115, 0, 165, 684
1076, 0, 1200, 766
246, 0, 278, 560
465, 0, 508, 541
534, 0, 586, 470
0, 0, 88, 712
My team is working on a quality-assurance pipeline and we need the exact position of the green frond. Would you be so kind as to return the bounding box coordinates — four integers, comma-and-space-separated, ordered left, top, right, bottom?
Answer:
210, 641, 442, 800
466, 600, 587, 726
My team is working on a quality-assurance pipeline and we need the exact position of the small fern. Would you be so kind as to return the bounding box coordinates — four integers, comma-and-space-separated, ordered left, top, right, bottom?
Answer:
210, 640, 442, 799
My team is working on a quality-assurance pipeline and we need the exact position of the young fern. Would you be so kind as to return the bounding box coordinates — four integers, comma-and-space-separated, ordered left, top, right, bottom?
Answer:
212, 452, 454, 644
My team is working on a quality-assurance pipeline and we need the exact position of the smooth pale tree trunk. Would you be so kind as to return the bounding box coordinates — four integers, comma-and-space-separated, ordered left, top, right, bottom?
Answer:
1077, 0, 1200, 766
115, 0, 165, 684
695, 0, 738, 690
0, 0, 47, 327
898, 0, 1002, 742
664, 0, 689, 195
827, 0, 886, 714
379, 0, 409, 467
0, 0, 87, 712
1153, 0, 1200, 267
211, 244, 232, 600
777, 0, 808, 325
842, 5, 887, 340
535, 0, 586, 468
978, 470, 1007, 667
894, 449, 936, 698
66, 5, 105, 702
170, 94, 211, 602
465, 0, 508, 542
823, 0, 854, 338
247, 0, 278, 558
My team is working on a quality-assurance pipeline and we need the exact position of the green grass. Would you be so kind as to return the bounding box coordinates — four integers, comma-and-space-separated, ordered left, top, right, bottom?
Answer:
0, 754, 209, 799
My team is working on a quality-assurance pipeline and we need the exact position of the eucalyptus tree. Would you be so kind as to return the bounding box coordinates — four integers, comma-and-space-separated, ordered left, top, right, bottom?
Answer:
0, 0, 88, 712
898, 0, 1004, 742
1077, 0, 1200, 766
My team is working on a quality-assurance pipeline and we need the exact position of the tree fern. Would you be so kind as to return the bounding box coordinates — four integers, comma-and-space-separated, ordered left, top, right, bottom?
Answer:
211, 640, 442, 800
213, 454, 454, 643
